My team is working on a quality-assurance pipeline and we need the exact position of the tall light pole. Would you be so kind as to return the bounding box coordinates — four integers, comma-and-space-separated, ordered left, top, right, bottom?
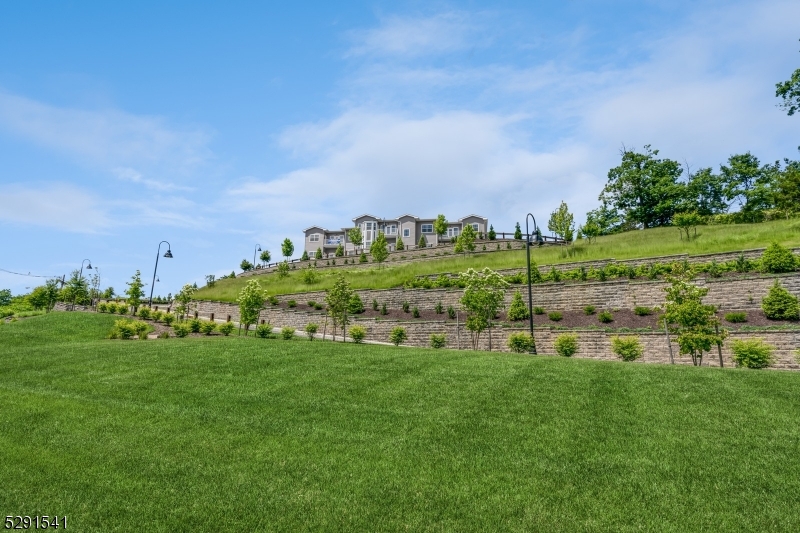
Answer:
149, 241, 173, 308
525, 214, 542, 354
253, 244, 262, 268
72, 259, 92, 311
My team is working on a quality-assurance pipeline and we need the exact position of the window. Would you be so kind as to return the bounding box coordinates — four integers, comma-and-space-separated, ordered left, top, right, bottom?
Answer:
471, 223, 479, 231
403, 228, 410, 237
309, 234, 320, 242
447, 227, 460, 237
385, 224, 397, 235
421, 223, 433, 234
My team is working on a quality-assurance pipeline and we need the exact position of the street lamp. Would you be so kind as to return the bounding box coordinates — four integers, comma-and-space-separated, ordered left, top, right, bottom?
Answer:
72, 259, 92, 311
525, 214, 543, 354
254, 244, 262, 268
149, 241, 173, 308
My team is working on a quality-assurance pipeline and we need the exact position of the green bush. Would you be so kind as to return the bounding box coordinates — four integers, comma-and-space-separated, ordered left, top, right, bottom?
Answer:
287, 300, 297, 308
731, 339, 775, 369
402, 301, 410, 313
348, 294, 365, 314
548, 311, 563, 322
724, 312, 748, 323
583, 305, 596, 315
349, 325, 366, 343
116, 304, 128, 315
412, 306, 420, 318
218, 322, 235, 336
281, 327, 296, 340
634, 306, 652, 316
360, 252, 368, 263
105, 303, 117, 314
507, 332, 535, 353
157, 331, 170, 339
533, 306, 545, 315
109, 319, 136, 340
373, 299, 379, 311
162, 313, 175, 326
138, 307, 151, 319
314, 303, 324, 310
200, 321, 217, 335
598, 311, 614, 323
761, 280, 800, 320
761, 242, 798, 273
189, 318, 202, 333
305, 323, 318, 340
430, 334, 446, 349
507, 291, 530, 321
268, 295, 279, 306
435, 301, 444, 314
447, 306, 456, 319
611, 336, 643, 361
554, 333, 578, 357
255, 323, 273, 338
98, 303, 108, 313
307, 300, 316, 308
389, 326, 407, 346
151, 310, 164, 322
381, 302, 388, 316
173, 323, 191, 338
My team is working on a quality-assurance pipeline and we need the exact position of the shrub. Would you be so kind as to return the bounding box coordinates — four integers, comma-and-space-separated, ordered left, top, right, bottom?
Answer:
548, 311, 563, 322
106, 303, 117, 314
761, 242, 798, 273
389, 326, 407, 346
188, 318, 202, 333
116, 305, 128, 315
98, 303, 108, 313
435, 301, 444, 314
724, 312, 748, 323
508, 332, 535, 353
360, 252, 368, 263
349, 325, 366, 343
611, 336, 643, 361
634, 306, 652, 316
307, 300, 316, 308
583, 305, 596, 315
284, 299, 296, 308
412, 306, 420, 318
200, 321, 217, 335
533, 306, 545, 315
151, 310, 163, 322
402, 301, 410, 313
281, 327, 296, 340
762, 280, 800, 320
598, 311, 614, 323
731, 339, 775, 369
372, 299, 379, 311
110, 319, 136, 340
173, 323, 191, 338
380, 302, 388, 315
255, 323, 273, 338
138, 307, 151, 319
162, 313, 175, 326
348, 293, 365, 314
305, 323, 318, 340
218, 322, 235, 336
314, 303, 324, 310
507, 291, 529, 321
430, 334, 446, 349
268, 295, 279, 306
158, 331, 170, 339
447, 305, 456, 319
554, 333, 578, 357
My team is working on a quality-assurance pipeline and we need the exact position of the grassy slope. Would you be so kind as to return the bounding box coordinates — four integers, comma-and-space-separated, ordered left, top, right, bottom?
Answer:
2, 313, 800, 532
195, 218, 800, 301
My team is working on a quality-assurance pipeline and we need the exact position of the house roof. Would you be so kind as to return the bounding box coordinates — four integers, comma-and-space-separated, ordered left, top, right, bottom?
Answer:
303, 225, 327, 232
396, 213, 419, 220
458, 214, 487, 222
351, 213, 381, 222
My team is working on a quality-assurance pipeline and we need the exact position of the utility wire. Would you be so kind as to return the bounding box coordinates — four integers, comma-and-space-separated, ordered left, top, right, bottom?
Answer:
0, 268, 62, 278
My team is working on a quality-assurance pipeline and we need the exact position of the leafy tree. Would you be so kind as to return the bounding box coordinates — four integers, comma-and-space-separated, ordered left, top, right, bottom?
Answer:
60, 270, 90, 306
174, 284, 195, 321
281, 238, 294, 261
102, 287, 115, 300
434, 214, 448, 243
673, 212, 704, 241
205, 274, 216, 287
325, 273, 354, 341
315, 248, 323, 260
0, 289, 11, 306
125, 270, 145, 313
277, 261, 290, 278
719, 153, 779, 215
685, 167, 727, 216
259, 250, 271, 264
507, 290, 529, 321
348, 227, 363, 253
458, 224, 477, 255
776, 41, 800, 116
370, 231, 389, 265
301, 250, 309, 261
335, 244, 344, 257
395, 235, 404, 251
487, 224, 496, 240
418, 234, 427, 248
600, 145, 685, 228
547, 201, 575, 242
663, 273, 726, 366
240, 259, 254, 272
579, 220, 601, 243
459, 267, 508, 349
237, 279, 266, 335
774, 163, 800, 216
513, 222, 522, 240
28, 280, 59, 312
584, 203, 625, 236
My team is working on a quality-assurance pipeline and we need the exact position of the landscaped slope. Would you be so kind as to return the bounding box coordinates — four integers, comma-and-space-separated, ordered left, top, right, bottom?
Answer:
2, 313, 800, 531
195, 218, 800, 301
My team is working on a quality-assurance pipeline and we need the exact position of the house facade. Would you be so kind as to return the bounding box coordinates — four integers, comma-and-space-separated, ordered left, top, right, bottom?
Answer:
303, 214, 489, 257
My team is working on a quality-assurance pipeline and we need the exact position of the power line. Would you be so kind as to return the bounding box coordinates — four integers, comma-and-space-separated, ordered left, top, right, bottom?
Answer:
0, 268, 62, 279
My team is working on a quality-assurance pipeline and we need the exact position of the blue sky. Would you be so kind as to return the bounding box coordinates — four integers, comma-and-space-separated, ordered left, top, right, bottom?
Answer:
1, 0, 798, 296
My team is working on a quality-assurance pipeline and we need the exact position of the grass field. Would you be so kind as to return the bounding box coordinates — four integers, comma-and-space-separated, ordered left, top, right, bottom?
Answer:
2, 312, 800, 531
195, 218, 800, 301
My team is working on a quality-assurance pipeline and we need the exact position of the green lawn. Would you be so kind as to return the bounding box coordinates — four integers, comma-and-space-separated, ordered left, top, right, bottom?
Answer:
2, 313, 800, 532
196, 218, 800, 301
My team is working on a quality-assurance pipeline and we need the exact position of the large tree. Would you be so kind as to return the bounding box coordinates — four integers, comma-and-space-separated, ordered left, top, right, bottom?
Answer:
775, 40, 800, 116
685, 167, 728, 216
775, 162, 800, 215
718, 152, 776, 214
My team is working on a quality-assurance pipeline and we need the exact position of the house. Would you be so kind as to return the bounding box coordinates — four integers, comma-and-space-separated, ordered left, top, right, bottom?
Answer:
303, 214, 489, 257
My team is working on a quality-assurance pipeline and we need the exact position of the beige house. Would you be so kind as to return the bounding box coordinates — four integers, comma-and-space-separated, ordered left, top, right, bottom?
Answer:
303, 214, 489, 257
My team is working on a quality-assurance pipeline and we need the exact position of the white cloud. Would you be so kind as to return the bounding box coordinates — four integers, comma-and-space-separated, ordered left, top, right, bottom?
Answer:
113, 167, 194, 192
0, 183, 111, 233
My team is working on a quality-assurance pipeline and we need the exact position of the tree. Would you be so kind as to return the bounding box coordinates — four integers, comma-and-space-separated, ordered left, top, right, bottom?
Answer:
335, 244, 344, 257
434, 214, 448, 243
459, 268, 508, 350
315, 248, 323, 260
301, 264, 319, 285
458, 224, 477, 255
259, 249, 271, 264
774, 163, 800, 216
277, 261, 290, 278
418, 234, 427, 248
237, 279, 266, 335
685, 167, 727, 216
600, 145, 685, 228
507, 290, 529, 321
719, 152, 773, 214
370, 231, 389, 266
513, 222, 522, 240
301, 250, 309, 261
281, 238, 294, 261
487, 224, 496, 240
174, 284, 196, 321
102, 287, 115, 300
776, 41, 800, 116
348, 227, 363, 254
325, 273, 354, 341
547, 201, 575, 242
0, 289, 11, 306
584, 203, 625, 235
579, 220, 601, 243
240, 259, 254, 272
396, 235, 405, 251
61, 270, 89, 307
124, 270, 145, 313
673, 212, 704, 241
28, 280, 59, 312
663, 272, 726, 366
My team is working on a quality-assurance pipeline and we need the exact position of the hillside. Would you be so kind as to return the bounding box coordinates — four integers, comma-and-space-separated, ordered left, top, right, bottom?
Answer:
194, 218, 800, 302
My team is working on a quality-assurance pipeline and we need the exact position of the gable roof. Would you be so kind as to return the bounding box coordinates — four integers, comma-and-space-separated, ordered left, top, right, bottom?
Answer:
396, 213, 419, 220
351, 213, 380, 222
458, 214, 487, 222
303, 225, 327, 232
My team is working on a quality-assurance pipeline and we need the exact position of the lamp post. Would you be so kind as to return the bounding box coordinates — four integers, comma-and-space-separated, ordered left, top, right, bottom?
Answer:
525, 214, 543, 354
253, 244, 262, 268
149, 241, 173, 308
72, 259, 92, 311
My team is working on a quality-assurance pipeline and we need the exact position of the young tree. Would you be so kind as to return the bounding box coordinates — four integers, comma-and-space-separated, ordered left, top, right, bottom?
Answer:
335, 244, 344, 257
458, 224, 477, 255
513, 222, 522, 240
396, 235, 405, 251
174, 284, 196, 321
487, 224, 496, 240
300, 250, 309, 261
301, 264, 320, 285
434, 214, 448, 244
418, 234, 427, 248
459, 268, 508, 350
259, 249, 271, 264
579, 220, 601, 244
775, 41, 800, 116
102, 287, 115, 300
277, 261, 290, 278
315, 248, 323, 260
348, 227, 363, 254
62, 269, 90, 307
281, 239, 294, 261
325, 273, 354, 341
370, 231, 389, 266
507, 290, 529, 321
28, 280, 60, 312
205, 274, 216, 287
548, 201, 575, 242
125, 270, 145, 313
0, 288, 10, 306
237, 279, 266, 336
774, 164, 800, 216
240, 259, 254, 272
673, 212, 704, 241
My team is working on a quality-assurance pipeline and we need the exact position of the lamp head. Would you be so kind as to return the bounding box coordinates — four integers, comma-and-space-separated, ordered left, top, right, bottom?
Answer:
86, 263, 92, 269
257, 246, 262, 251
164, 250, 173, 258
